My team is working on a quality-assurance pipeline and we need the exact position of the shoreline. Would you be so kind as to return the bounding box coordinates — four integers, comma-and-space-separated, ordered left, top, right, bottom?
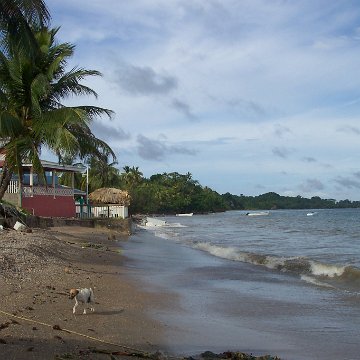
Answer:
0, 225, 281, 360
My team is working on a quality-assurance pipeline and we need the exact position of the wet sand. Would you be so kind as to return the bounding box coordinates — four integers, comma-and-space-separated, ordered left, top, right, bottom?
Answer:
123, 228, 360, 360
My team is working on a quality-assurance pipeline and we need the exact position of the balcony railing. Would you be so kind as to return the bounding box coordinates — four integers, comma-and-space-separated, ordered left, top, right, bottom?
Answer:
22, 185, 73, 197
5, 180, 73, 197
6, 180, 19, 194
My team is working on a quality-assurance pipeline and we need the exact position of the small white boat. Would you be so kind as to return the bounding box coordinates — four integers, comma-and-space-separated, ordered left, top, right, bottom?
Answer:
306, 212, 317, 216
145, 217, 167, 226
245, 211, 270, 216
176, 213, 193, 217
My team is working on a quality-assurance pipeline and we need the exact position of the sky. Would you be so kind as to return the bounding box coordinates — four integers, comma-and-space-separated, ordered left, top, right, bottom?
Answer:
46, 0, 360, 201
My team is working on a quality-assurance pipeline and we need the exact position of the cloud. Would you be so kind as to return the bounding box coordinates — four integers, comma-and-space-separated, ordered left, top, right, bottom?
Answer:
225, 98, 268, 118
337, 125, 360, 135
113, 63, 178, 95
255, 184, 266, 190
334, 176, 360, 189
299, 178, 325, 193
272, 147, 293, 159
136, 134, 197, 161
274, 124, 292, 138
171, 98, 196, 120
91, 121, 130, 141
302, 156, 317, 163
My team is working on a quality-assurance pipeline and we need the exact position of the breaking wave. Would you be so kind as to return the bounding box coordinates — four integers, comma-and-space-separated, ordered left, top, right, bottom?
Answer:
137, 220, 186, 241
193, 242, 360, 293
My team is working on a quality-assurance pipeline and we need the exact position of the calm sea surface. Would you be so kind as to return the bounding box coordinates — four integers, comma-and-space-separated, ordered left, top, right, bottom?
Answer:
125, 209, 360, 360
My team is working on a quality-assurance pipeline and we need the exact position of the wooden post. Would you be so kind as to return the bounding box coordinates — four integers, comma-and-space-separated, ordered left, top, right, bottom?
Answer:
72, 171, 75, 198
30, 167, 33, 197
53, 170, 56, 199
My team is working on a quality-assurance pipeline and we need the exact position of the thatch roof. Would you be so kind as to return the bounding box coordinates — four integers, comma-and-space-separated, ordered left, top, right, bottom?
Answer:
89, 188, 131, 206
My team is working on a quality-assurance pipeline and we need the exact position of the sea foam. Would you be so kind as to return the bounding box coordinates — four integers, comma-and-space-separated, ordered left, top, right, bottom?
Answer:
192, 242, 354, 282
310, 261, 345, 277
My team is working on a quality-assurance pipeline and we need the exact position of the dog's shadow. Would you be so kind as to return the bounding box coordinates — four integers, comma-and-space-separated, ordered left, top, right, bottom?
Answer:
93, 309, 125, 316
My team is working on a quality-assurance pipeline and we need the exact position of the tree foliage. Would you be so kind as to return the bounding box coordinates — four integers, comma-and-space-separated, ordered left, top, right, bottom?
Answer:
222, 192, 360, 210
0, 15, 114, 200
80, 161, 360, 214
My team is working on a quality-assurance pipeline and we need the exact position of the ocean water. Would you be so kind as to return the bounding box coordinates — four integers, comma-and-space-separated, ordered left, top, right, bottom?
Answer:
124, 209, 360, 360
143, 209, 360, 295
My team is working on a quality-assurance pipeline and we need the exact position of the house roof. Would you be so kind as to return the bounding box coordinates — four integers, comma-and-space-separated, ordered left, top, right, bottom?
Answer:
89, 188, 131, 206
0, 150, 86, 173
1, 159, 86, 173
23, 160, 86, 173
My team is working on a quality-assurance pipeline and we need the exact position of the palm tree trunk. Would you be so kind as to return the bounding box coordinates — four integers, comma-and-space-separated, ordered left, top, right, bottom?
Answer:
0, 163, 13, 201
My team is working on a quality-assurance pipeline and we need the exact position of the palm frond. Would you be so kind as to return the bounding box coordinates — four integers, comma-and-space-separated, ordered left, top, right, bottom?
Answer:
0, 0, 50, 59
0, 111, 23, 137
50, 67, 102, 100
75, 106, 114, 120
30, 73, 49, 117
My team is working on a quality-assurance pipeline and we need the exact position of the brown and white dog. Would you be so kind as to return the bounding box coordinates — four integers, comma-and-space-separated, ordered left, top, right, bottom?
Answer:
69, 288, 95, 314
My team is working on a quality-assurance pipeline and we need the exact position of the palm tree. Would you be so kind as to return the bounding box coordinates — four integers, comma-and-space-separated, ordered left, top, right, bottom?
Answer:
0, 26, 115, 200
86, 155, 121, 192
56, 155, 85, 190
122, 166, 143, 189
0, 0, 50, 55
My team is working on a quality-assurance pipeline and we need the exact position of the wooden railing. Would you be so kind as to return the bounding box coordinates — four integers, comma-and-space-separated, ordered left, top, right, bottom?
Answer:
6, 180, 19, 194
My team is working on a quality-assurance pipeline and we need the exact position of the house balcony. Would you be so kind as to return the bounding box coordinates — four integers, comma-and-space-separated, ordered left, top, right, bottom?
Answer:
4, 180, 77, 217
5, 180, 74, 197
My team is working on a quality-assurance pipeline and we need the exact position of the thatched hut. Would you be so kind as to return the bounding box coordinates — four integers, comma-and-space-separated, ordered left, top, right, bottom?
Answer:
89, 188, 131, 206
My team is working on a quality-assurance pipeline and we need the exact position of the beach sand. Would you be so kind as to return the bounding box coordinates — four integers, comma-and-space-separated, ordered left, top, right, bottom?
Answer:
0, 225, 280, 360
0, 225, 171, 360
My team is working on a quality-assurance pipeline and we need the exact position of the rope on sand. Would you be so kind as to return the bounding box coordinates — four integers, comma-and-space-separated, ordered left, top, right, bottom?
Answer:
0, 309, 151, 357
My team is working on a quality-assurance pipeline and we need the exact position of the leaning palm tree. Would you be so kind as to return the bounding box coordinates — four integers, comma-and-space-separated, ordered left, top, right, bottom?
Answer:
0, 26, 115, 201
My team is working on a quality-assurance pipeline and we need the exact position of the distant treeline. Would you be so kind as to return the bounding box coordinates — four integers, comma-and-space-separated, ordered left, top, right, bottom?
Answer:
222, 191, 360, 211
129, 173, 360, 214
129, 172, 360, 213
62, 162, 360, 214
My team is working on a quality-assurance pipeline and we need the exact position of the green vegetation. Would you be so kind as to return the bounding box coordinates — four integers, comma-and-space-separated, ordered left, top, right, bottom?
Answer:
0, 1, 115, 201
129, 171, 227, 214
69, 160, 360, 214
222, 192, 360, 210
69, 163, 228, 214
126, 173, 360, 213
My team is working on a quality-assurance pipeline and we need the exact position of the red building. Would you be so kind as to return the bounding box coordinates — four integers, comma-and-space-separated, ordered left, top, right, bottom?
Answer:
1, 154, 86, 218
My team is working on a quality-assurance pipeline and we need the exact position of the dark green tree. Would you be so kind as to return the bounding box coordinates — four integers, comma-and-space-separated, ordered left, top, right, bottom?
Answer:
0, 26, 114, 200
